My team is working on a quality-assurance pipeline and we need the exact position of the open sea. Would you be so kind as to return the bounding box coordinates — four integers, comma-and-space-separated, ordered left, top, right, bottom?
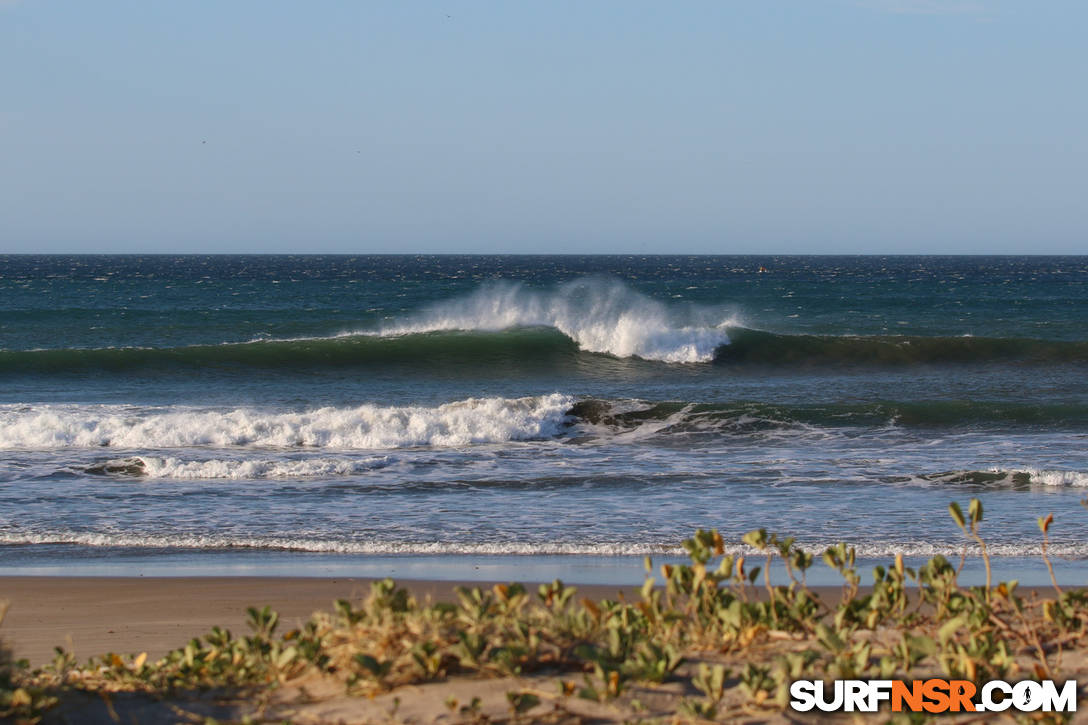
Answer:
1, 255, 1087, 582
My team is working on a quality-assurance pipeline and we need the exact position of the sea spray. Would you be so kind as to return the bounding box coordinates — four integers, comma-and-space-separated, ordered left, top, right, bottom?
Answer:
372, 278, 735, 363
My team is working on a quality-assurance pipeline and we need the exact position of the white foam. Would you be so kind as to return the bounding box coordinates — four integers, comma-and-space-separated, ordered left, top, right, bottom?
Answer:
919, 469, 1088, 488
0, 531, 680, 555
117, 455, 393, 479
0, 394, 573, 450
369, 279, 735, 363
2, 531, 1087, 559
1015, 468, 1088, 487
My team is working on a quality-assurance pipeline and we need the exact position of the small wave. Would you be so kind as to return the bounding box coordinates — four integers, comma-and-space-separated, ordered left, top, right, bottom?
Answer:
920, 469, 1088, 488
0, 395, 572, 450
714, 328, 1088, 366
567, 399, 828, 443
371, 278, 735, 363
85, 455, 395, 479
566, 398, 1088, 431
3, 532, 1087, 559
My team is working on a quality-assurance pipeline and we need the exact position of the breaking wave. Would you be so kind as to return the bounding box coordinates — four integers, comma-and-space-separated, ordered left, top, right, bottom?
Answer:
0, 279, 735, 372
0, 395, 572, 450
7, 395, 1088, 456
372, 278, 734, 363
2, 328, 1082, 377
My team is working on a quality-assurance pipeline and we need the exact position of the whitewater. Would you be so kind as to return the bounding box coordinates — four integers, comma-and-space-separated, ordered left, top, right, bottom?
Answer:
0, 395, 572, 450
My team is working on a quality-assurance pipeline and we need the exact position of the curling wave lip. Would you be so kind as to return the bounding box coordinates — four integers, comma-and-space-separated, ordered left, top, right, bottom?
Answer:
368, 278, 735, 363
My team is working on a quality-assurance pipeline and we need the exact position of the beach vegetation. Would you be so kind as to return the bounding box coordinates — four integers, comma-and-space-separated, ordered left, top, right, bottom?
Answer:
3, 498, 1088, 722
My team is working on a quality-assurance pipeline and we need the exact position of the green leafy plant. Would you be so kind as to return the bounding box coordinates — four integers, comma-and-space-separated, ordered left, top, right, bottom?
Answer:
7, 502, 1088, 722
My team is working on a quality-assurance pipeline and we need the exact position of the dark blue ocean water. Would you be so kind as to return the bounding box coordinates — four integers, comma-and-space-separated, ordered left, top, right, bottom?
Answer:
1, 255, 1086, 575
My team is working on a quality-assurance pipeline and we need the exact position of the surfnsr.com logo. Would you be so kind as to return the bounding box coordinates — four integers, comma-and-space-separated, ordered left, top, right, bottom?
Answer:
790, 679, 1077, 713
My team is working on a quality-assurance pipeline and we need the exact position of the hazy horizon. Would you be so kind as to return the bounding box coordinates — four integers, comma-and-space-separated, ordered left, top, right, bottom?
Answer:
2, 252, 1086, 258
2, 1, 1086, 255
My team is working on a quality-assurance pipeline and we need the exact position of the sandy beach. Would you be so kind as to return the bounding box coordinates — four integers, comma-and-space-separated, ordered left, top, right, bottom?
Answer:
3, 575, 1086, 723
0, 576, 640, 667
1, 574, 1065, 666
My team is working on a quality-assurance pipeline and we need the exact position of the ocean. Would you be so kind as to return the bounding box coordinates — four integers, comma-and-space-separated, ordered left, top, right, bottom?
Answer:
1, 255, 1086, 582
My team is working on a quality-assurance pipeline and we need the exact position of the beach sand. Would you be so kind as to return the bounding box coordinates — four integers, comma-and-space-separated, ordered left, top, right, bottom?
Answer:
2, 576, 1068, 667
0, 576, 642, 667
2, 576, 665, 723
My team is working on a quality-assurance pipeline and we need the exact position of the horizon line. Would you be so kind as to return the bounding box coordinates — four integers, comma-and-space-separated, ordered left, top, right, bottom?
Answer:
1, 251, 1086, 258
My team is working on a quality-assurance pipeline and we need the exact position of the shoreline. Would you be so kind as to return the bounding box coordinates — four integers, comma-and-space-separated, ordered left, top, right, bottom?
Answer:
4, 547, 1088, 586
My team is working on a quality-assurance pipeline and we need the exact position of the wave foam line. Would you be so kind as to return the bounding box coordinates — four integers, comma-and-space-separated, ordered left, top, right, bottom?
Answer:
87, 455, 395, 479
370, 279, 735, 363
0, 395, 572, 450
918, 469, 1088, 488
0, 532, 681, 556
3, 532, 1087, 559
1014, 469, 1088, 487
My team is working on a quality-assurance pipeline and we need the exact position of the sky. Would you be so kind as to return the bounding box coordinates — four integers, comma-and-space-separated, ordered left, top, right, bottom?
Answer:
1, 0, 1085, 254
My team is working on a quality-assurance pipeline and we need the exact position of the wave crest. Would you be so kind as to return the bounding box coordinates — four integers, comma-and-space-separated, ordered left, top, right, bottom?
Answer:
372, 279, 734, 363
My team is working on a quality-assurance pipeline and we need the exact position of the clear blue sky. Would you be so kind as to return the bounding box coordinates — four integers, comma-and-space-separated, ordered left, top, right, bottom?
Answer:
1, 1, 1085, 254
